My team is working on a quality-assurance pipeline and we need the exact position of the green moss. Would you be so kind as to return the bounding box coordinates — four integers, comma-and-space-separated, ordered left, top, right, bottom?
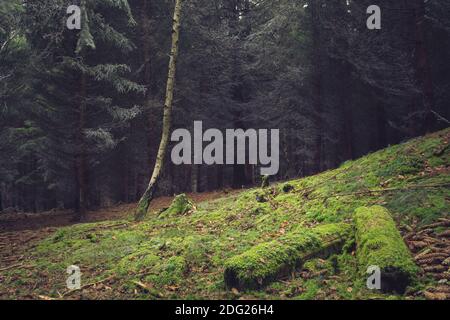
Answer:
224, 223, 352, 290
354, 206, 419, 293
116, 248, 160, 275
294, 279, 321, 300
144, 256, 187, 286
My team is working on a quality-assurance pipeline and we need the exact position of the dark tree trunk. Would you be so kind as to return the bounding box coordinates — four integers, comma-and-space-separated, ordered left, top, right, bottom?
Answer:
75, 73, 88, 221
141, 0, 159, 171
123, 153, 130, 203
232, 164, 247, 189
413, 0, 435, 134
311, 1, 323, 174
191, 165, 200, 193
376, 104, 387, 149
342, 102, 354, 160
216, 166, 223, 190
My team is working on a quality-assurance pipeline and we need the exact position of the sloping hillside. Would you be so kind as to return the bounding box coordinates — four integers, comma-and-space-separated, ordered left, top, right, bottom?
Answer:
1, 129, 449, 300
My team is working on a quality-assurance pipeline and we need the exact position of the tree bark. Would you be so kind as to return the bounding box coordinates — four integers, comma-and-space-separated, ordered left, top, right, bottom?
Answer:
135, 0, 183, 221
311, 1, 323, 174
141, 0, 159, 174
413, 0, 435, 134
342, 102, 354, 160
376, 104, 387, 149
191, 165, 200, 193
75, 72, 88, 221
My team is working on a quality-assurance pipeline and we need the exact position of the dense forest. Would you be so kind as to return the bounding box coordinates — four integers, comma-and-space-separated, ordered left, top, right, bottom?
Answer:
1, 0, 449, 217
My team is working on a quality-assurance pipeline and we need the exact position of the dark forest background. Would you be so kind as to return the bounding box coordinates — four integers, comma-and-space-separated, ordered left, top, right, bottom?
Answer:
1, 0, 449, 215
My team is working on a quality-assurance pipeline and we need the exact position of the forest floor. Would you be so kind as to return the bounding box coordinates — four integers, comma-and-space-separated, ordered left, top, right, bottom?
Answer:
0, 129, 449, 300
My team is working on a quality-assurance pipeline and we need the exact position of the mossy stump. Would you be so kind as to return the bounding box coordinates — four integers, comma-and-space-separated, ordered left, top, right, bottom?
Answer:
159, 194, 195, 218
224, 223, 352, 290
261, 175, 270, 188
354, 206, 419, 294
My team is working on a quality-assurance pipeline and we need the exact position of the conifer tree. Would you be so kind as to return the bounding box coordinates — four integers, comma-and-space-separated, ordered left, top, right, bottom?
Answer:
26, 0, 144, 219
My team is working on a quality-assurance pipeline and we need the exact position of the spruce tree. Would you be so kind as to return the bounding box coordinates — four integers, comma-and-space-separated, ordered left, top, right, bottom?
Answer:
26, 0, 144, 219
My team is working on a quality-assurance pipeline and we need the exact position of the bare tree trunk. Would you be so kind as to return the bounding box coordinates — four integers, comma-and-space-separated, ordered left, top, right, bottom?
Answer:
135, 0, 183, 221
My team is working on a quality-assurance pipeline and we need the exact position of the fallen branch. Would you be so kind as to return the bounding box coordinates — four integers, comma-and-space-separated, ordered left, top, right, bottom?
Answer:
132, 280, 163, 298
307, 183, 450, 202
0, 263, 23, 272
431, 110, 450, 125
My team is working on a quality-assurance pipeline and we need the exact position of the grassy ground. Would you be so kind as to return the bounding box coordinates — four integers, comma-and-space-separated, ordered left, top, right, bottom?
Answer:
0, 129, 449, 300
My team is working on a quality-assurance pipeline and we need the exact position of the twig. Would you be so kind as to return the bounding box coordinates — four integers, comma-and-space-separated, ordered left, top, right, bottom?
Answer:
431, 110, 450, 125
0, 263, 23, 272
37, 295, 56, 301
61, 275, 115, 298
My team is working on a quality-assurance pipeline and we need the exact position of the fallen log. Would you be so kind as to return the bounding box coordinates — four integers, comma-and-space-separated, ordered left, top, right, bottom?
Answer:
224, 223, 352, 290
354, 206, 419, 294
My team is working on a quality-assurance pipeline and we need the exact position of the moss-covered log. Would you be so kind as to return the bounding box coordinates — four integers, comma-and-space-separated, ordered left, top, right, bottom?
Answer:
224, 223, 352, 290
354, 206, 419, 293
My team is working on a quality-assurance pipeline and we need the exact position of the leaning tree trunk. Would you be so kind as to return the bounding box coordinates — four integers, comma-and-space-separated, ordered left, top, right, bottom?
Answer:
135, 0, 183, 221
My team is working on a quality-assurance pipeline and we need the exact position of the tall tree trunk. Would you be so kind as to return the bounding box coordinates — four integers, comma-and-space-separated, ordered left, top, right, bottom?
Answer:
376, 104, 387, 149
413, 0, 435, 134
141, 0, 159, 173
135, 0, 183, 221
191, 165, 200, 193
342, 102, 354, 161
75, 73, 88, 221
123, 151, 130, 203
311, 1, 323, 174
216, 166, 223, 190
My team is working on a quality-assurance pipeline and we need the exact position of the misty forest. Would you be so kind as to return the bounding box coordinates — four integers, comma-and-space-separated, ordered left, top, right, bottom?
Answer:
0, 0, 449, 301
